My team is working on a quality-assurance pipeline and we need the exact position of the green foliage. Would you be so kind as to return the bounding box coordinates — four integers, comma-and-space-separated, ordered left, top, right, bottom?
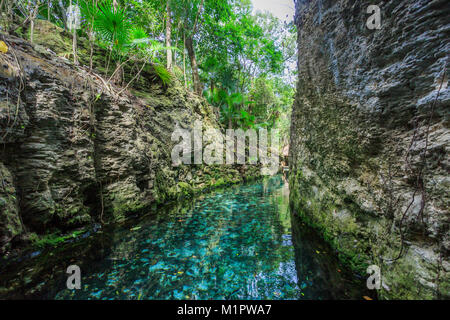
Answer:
238, 110, 255, 129
30, 230, 85, 248
94, 0, 131, 51
9, 1, 296, 137
152, 64, 173, 86
129, 27, 148, 46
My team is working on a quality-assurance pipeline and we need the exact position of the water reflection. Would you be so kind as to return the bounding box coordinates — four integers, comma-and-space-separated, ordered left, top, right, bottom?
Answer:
0, 176, 370, 300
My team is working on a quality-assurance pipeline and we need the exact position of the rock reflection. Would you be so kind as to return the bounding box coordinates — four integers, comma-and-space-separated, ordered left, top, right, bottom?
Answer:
1, 176, 370, 300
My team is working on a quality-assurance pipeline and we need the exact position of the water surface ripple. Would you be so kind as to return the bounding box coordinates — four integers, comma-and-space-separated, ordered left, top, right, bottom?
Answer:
52, 176, 368, 300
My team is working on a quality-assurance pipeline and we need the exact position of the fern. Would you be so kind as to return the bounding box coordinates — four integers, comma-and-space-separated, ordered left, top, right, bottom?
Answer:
152, 64, 173, 87
130, 27, 148, 42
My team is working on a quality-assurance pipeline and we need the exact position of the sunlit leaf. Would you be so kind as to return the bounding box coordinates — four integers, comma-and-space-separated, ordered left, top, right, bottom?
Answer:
0, 41, 8, 54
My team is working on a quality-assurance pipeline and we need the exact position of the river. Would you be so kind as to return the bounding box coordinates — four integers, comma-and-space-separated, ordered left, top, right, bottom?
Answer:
0, 176, 371, 299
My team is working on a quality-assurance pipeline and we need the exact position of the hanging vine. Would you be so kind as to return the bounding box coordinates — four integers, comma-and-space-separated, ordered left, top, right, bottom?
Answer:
379, 61, 448, 263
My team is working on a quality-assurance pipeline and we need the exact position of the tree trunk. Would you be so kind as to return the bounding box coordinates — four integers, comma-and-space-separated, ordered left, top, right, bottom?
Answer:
0, 0, 6, 30
112, 61, 123, 85
88, 1, 96, 72
89, 33, 94, 71
174, 27, 178, 65
30, 19, 34, 43
165, 0, 172, 71
185, 36, 202, 95
58, 0, 68, 29
73, 28, 78, 65
67, 0, 78, 65
30, 2, 40, 43
183, 32, 187, 89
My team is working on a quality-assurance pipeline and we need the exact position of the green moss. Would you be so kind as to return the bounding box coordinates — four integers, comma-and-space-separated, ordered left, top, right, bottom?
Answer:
27, 20, 104, 69
177, 181, 194, 197
29, 230, 86, 249
289, 171, 371, 276
211, 177, 226, 188
110, 197, 148, 222
53, 203, 91, 229
27, 20, 71, 53
378, 259, 433, 300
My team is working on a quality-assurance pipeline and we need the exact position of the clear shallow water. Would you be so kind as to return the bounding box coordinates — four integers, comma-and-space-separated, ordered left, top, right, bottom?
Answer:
1, 176, 371, 300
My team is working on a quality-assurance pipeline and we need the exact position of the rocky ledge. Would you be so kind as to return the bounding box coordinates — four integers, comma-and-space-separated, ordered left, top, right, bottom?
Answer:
0, 25, 260, 256
290, 0, 449, 299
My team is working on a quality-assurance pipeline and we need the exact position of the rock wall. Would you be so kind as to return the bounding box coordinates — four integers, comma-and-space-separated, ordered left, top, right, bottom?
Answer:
0, 28, 260, 255
290, 0, 449, 299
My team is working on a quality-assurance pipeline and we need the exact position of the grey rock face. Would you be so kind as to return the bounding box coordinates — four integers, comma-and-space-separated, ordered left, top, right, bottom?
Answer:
290, 0, 449, 299
0, 35, 260, 254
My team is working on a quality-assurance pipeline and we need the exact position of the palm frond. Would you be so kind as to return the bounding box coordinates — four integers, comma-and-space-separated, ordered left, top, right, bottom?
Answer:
152, 64, 173, 87
94, 0, 131, 49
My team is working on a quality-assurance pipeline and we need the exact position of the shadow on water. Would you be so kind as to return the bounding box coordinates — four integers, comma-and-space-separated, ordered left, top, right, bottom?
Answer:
0, 176, 373, 300
291, 213, 371, 299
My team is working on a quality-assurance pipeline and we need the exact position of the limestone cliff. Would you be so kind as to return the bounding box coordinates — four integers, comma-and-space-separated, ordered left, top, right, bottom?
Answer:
0, 24, 260, 255
290, 0, 449, 299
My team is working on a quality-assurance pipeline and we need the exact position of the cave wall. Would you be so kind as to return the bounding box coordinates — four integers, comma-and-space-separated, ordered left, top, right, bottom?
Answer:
290, 0, 449, 299
0, 28, 260, 255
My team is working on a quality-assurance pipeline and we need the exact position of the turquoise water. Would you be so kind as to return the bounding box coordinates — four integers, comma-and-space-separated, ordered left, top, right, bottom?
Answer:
52, 176, 368, 300
0, 176, 370, 299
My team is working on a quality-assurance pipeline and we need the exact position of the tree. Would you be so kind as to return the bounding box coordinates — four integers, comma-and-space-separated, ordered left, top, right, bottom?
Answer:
6, 0, 295, 130
13, 0, 42, 43
165, 0, 172, 70
80, 0, 100, 71
184, 0, 204, 95
67, 0, 79, 65
168, 0, 206, 95
93, 0, 132, 82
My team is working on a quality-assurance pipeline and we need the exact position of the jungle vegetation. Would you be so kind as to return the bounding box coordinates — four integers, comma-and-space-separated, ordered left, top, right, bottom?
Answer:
0, 0, 296, 143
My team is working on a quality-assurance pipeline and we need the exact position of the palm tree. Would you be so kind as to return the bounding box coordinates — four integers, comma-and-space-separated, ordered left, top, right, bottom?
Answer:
93, 0, 131, 82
